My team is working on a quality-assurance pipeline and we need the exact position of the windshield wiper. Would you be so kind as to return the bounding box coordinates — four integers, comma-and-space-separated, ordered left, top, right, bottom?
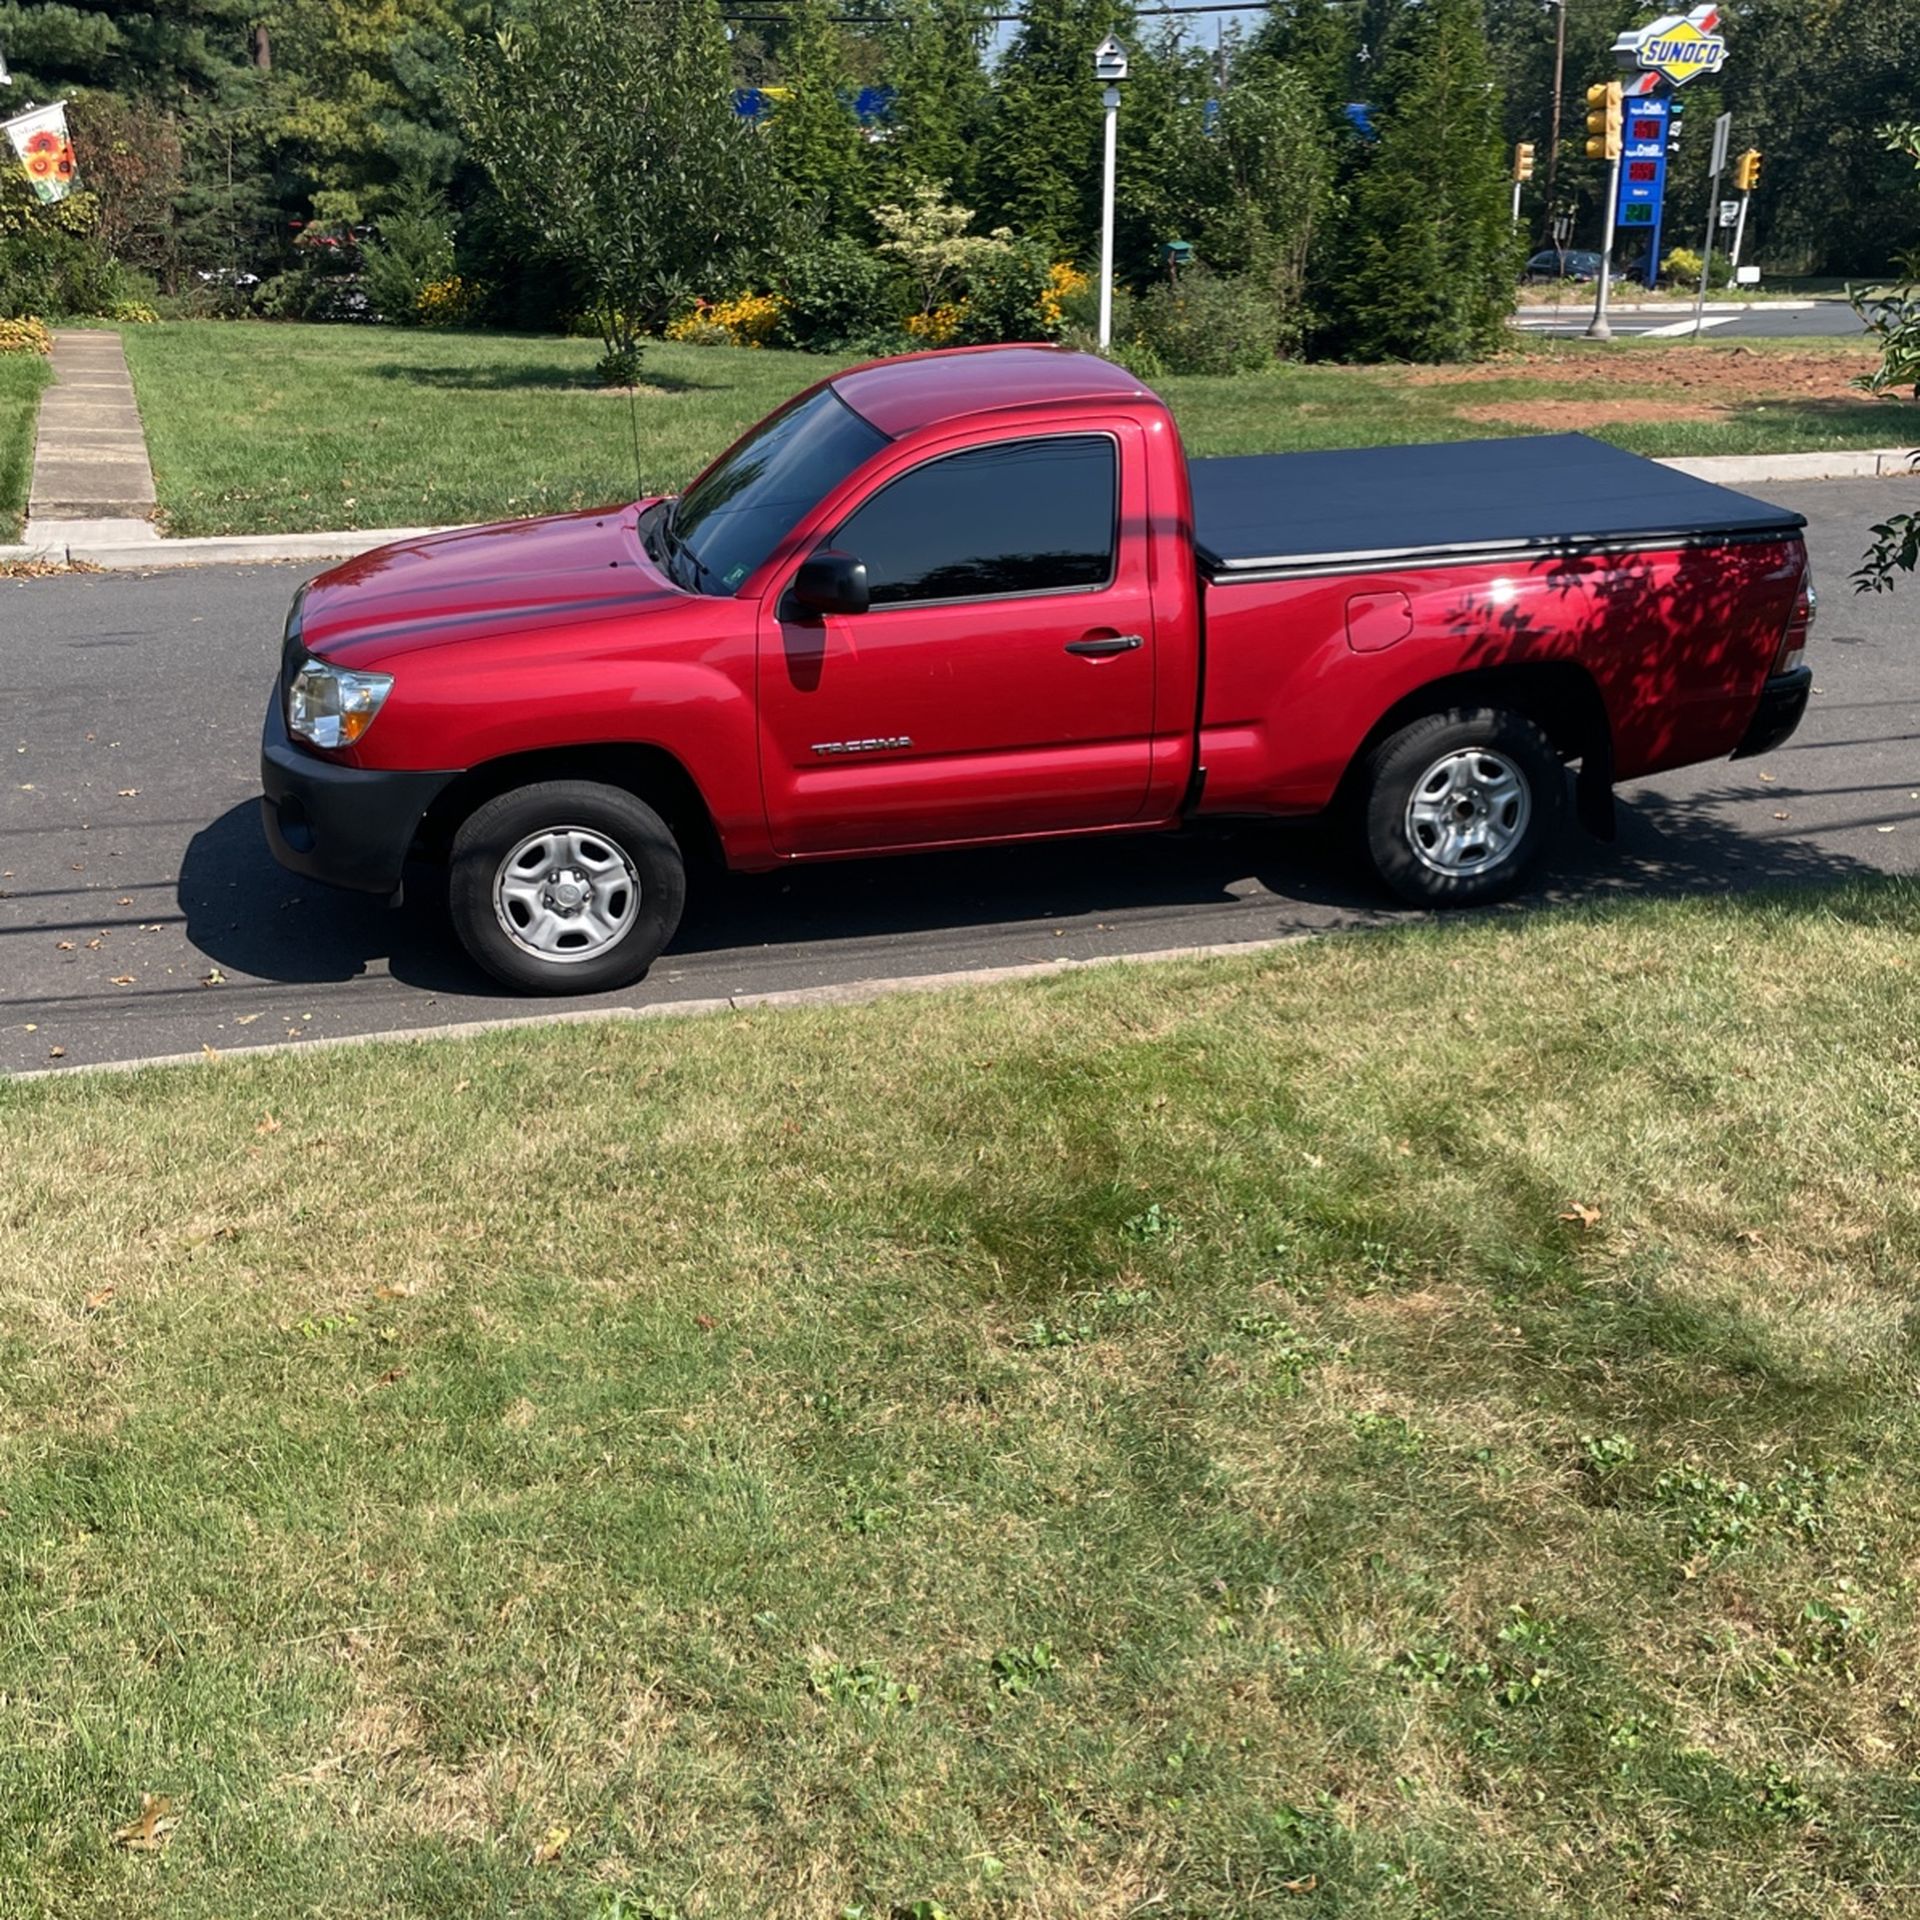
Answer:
660, 507, 717, 595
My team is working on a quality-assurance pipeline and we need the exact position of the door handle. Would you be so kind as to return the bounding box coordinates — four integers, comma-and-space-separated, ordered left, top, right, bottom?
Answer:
1064, 633, 1144, 657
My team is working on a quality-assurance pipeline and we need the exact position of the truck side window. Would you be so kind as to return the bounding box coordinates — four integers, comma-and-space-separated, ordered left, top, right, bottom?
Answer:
833, 435, 1117, 608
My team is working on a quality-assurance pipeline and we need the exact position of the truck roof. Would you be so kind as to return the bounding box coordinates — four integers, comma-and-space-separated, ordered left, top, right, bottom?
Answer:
831, 345, 1148, 439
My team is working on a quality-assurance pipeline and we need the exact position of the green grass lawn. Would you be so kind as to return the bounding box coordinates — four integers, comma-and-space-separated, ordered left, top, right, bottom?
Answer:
7, 881, 1920, 1919
120, 321, 1914, 538
0, 351, 53, 542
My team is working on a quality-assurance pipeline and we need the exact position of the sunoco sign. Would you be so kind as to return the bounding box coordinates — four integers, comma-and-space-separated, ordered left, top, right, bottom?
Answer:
1631, 6, 1728, 87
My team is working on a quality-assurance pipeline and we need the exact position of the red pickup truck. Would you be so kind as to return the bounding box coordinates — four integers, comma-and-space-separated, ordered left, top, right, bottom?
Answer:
261, 345, 1814, 994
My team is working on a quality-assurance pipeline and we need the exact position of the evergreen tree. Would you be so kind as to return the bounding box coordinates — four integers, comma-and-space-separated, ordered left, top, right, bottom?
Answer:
875, 0, 993, 199
1326, 0, 1517, 361
766, 0, 869, 230
976, 0, 1134, 257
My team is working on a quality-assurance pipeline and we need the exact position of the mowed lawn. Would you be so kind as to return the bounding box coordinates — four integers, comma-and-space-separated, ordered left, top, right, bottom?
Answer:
7, 882, 1920, 1919
121, 321, 1910, 537
0, 350, 53, 542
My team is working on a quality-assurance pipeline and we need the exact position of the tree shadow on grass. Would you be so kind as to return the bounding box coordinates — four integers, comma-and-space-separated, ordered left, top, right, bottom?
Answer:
371, 360, 720, 397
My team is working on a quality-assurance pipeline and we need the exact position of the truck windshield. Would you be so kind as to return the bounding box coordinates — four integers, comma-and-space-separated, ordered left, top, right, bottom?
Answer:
670, 385, 888, 595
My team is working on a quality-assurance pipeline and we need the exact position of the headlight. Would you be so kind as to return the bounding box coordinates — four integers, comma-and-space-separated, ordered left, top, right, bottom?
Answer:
287, 656, 394, 749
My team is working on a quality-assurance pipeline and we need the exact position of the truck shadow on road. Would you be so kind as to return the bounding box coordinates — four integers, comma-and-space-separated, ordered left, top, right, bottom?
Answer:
179, 786, 1887, 1000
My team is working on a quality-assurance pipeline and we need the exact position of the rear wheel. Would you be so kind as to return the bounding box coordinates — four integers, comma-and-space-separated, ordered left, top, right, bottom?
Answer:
1358, 707, 1565, 907
448, 780, 685, 994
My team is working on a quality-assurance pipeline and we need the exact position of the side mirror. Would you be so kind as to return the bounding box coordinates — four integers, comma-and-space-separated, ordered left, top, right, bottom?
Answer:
789, 549, 869, 619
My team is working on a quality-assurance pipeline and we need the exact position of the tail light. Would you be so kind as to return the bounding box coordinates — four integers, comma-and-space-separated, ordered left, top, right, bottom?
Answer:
1774, 568, 1815, 674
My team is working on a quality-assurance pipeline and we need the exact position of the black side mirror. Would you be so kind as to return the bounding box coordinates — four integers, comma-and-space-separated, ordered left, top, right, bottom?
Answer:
789, 549, 869, 619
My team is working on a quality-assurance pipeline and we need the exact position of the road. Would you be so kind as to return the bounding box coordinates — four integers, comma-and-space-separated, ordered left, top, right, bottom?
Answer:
3, 475, 1916, 1076
1511, 298, 1867, 340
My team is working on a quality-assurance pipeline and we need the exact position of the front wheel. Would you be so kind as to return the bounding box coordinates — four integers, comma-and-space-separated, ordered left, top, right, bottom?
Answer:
1358, 708, 1566, 908
448, 780, 686, 994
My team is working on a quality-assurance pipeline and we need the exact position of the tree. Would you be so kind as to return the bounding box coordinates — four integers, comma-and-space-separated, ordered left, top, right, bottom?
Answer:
460, 0, 776, 384
976, 0, 1133, 257
1188, 55, 1335, 350
1324, 0, 1517, 362
269, 0, 488, 226
871, 179, 1010, 319
873, 0, 993, 199
64, 90, 185, 281
1853, 122, 1920, 592
765, 0, 869, 230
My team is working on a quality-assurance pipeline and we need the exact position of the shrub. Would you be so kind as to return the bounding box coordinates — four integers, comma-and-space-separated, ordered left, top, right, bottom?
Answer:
0, 315, 53, 354
769, 236, 897, 350
1662, 246, 1734, 291
1038, 261, 1089, 334
1129, 269, 1276, 375
416, 276, 482, 326
106, 299, 159, 325
362, 180, 458, 326
666, 291, 786, 348
255, 265, 369, 323
951, 234, 1053, 344
0, 180, 134, 320
905, 301, 965, 344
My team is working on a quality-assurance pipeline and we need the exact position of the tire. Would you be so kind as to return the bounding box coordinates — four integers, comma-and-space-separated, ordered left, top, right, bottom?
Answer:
1358, 707, 1566, 908
448, 780, 686, 994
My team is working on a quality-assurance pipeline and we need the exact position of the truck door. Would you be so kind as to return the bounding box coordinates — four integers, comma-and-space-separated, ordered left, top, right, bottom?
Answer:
756, 426, 1157, 856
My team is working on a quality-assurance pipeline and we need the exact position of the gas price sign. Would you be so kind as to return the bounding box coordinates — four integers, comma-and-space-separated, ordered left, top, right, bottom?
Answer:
1615, 95, 1671, 287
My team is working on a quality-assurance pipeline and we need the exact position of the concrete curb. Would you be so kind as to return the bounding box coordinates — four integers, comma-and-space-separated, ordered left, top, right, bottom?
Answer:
7, 932, 1322, 1082
1657, 448, 1917, 485
3, 451, 1914, 574
0, 523, 453, 570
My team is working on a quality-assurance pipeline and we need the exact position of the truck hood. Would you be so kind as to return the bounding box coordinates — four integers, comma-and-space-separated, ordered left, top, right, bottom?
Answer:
295, 504, 682, 669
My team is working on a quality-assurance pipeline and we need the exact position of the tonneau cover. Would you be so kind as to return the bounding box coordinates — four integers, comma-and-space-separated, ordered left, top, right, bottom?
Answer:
1191, 433, 1806, 577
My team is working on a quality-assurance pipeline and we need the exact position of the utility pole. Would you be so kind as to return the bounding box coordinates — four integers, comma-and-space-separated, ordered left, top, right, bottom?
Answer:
1692, 110, 1733, 338
1542, 0, 1568, 236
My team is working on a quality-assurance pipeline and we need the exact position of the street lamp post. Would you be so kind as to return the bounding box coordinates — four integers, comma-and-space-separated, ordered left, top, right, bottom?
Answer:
1094, 33, 1127, 349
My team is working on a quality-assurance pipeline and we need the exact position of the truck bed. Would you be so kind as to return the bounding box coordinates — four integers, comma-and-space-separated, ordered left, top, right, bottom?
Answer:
1190, 433, 1806, 580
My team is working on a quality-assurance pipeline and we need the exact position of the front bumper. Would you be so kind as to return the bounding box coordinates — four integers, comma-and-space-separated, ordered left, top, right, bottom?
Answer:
260, 695, 459, 895
1730, 665, 1813, 761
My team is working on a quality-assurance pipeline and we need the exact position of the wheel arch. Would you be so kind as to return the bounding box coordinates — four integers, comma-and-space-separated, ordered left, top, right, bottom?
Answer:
411, 743, 725, 872
1342, 662, 1615, 832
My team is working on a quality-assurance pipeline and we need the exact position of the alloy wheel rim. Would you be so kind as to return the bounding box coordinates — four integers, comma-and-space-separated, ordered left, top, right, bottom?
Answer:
1404, 747, 1531, 878
493, 825, 640, 963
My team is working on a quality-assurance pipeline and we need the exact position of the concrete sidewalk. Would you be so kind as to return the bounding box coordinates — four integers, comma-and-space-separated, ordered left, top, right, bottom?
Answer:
27, 330, 157, 525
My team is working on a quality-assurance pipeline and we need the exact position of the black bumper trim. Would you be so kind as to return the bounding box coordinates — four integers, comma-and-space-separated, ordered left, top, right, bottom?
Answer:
1730, 665, 1812, 761
260, 697, 459, 895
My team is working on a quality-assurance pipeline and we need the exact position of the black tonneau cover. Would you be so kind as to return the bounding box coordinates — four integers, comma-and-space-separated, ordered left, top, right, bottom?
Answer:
1190, 433, 1805, 579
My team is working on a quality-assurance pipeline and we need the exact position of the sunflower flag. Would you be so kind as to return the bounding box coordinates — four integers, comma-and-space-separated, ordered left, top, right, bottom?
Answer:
5, 102, 78, 204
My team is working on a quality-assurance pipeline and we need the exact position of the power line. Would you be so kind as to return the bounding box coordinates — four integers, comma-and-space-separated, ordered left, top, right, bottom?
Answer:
722, 4, 1275, 20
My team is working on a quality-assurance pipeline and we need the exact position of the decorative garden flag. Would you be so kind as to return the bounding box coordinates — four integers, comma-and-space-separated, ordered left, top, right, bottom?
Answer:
5, 102, 78, 203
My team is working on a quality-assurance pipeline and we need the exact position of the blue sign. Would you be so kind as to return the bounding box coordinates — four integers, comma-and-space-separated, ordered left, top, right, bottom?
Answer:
1614, 93, 1670, 289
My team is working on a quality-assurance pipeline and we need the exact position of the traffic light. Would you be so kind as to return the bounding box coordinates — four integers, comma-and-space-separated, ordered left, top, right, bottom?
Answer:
1585, 81, 1623, 162
1512, 141, 1536, 183
1734, 148, 1762, 192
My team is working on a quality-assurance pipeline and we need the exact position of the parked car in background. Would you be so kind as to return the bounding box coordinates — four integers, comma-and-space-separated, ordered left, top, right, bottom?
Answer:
1523, 249, 1603, 283
262, 346, 1816, 994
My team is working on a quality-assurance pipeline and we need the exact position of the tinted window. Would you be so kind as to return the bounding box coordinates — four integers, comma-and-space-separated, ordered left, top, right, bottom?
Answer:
674, 385, 888, 594
834, 436, 1117, 607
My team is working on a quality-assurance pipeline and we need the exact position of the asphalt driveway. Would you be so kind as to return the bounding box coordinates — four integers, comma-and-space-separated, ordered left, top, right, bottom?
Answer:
3, 475, 1915, 1074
